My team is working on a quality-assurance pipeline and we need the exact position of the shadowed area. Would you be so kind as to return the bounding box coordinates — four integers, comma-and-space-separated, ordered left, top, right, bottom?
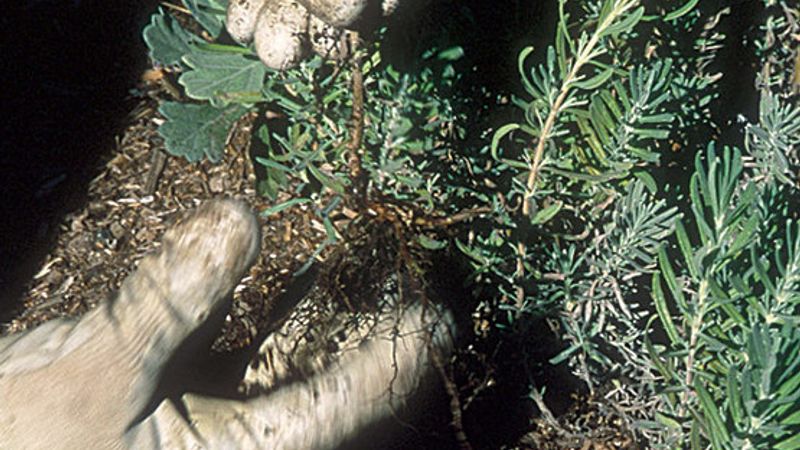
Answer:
0, 0, 159, 319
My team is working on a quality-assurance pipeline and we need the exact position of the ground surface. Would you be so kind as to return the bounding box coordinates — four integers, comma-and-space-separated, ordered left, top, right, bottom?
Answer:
1, 76, 329, 355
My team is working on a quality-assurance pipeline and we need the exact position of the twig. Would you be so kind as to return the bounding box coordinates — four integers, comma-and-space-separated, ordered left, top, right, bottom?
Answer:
514, 0, 637, 314
522, 1, 635, 215
347, 32, 368, 208
144, 149, 167, 195
160, 2, 191, 15
529, 385, 559, 427
412, 206, 493, 228
430, 344, 472, 450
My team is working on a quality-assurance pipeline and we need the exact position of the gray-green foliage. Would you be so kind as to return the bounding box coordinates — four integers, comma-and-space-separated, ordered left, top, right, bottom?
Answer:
651, 142, 800, 449
482, 0, 800, 447
158, 102, 249, 163
143, 0, 466, 262
143, 2, 261, 163
143, 8, 202, 67
255, 47, 462, 207
641, 4, 800, 448
485, 0, 686, 381
745, 93, 800, 185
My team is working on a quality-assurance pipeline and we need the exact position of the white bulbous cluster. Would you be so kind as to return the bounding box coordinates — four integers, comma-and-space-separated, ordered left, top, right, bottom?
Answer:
226, 0, 398, 70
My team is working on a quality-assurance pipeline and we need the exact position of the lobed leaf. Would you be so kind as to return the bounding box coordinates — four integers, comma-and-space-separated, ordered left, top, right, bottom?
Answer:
157, 102, 249, 163
142, 8, 201, 66
180, 50, 267, 106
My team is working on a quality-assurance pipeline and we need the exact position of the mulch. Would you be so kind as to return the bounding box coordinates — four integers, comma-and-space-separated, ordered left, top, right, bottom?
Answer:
1, 73, 329, 353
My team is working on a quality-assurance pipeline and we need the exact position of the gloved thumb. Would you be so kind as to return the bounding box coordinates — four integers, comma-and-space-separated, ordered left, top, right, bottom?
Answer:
0, 199, 260, 449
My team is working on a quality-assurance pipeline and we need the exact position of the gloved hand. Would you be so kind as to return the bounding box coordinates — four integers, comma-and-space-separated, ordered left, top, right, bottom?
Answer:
226, 0, 400, 70
0, 199, 454, 449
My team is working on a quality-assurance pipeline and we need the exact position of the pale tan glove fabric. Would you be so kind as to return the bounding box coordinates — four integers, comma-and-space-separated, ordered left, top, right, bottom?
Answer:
128, 302, 453, 450
0, 200, 260, 449
0, 199, 454, 449
226, 0, 401, 69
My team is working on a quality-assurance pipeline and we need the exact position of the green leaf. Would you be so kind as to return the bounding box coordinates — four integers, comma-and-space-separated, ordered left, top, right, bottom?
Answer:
322, 216, 337, 240
775, 432, 800, 450
455, 238, 488, 265
783, 408, 800, 426
437, 46, 465, 61
260, 198, 311, 217
308, 164, 345, 195
675, 220, 700, 280
182, 0, 226, 38
550, 343, 582, 365
417, 235, 448, 250
695, 381, 731, 448
517, 46, 537, 97
158, 102, 249, 163
653, 271, 680, 345
751, 246, 778, 298
294, 238, 333, 276
573, 67, 615, 90
726, 370, 744, 425
602, 6, 645, 37
645, 337, 679, 389
544, 166, 628, 182
142, 8, 201, 66
728, 214, 759, 256
180, 51, 266, 105
664, 0, 700, 21
690, 419, 703, 450
255, 157, 293, 173
531, 201, 563, 225
654, 412, 683, 430
658, 246, 688, 313
491, 123, 522, 161
633, 171, 658, 194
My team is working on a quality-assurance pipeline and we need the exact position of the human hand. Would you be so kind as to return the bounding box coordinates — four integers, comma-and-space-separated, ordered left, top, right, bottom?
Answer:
0, 199, 453, 449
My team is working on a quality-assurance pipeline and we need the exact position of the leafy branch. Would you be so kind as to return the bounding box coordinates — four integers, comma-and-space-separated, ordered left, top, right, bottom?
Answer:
522, 0, 642, 215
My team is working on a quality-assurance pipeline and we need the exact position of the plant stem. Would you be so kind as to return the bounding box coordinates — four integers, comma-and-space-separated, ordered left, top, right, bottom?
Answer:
347, 32, 367, 208
522, 0, 634, 216
683, 279, 706, 412
514, 0, 637, 313
430, 344, 473, 450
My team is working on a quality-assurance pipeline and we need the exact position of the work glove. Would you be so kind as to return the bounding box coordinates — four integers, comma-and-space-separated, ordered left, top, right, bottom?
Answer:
0, 199, 454, 449
226, 0, 400, 70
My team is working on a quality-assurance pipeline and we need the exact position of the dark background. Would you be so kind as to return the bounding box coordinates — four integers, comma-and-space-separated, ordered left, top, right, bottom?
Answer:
0, 0, 160, 318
